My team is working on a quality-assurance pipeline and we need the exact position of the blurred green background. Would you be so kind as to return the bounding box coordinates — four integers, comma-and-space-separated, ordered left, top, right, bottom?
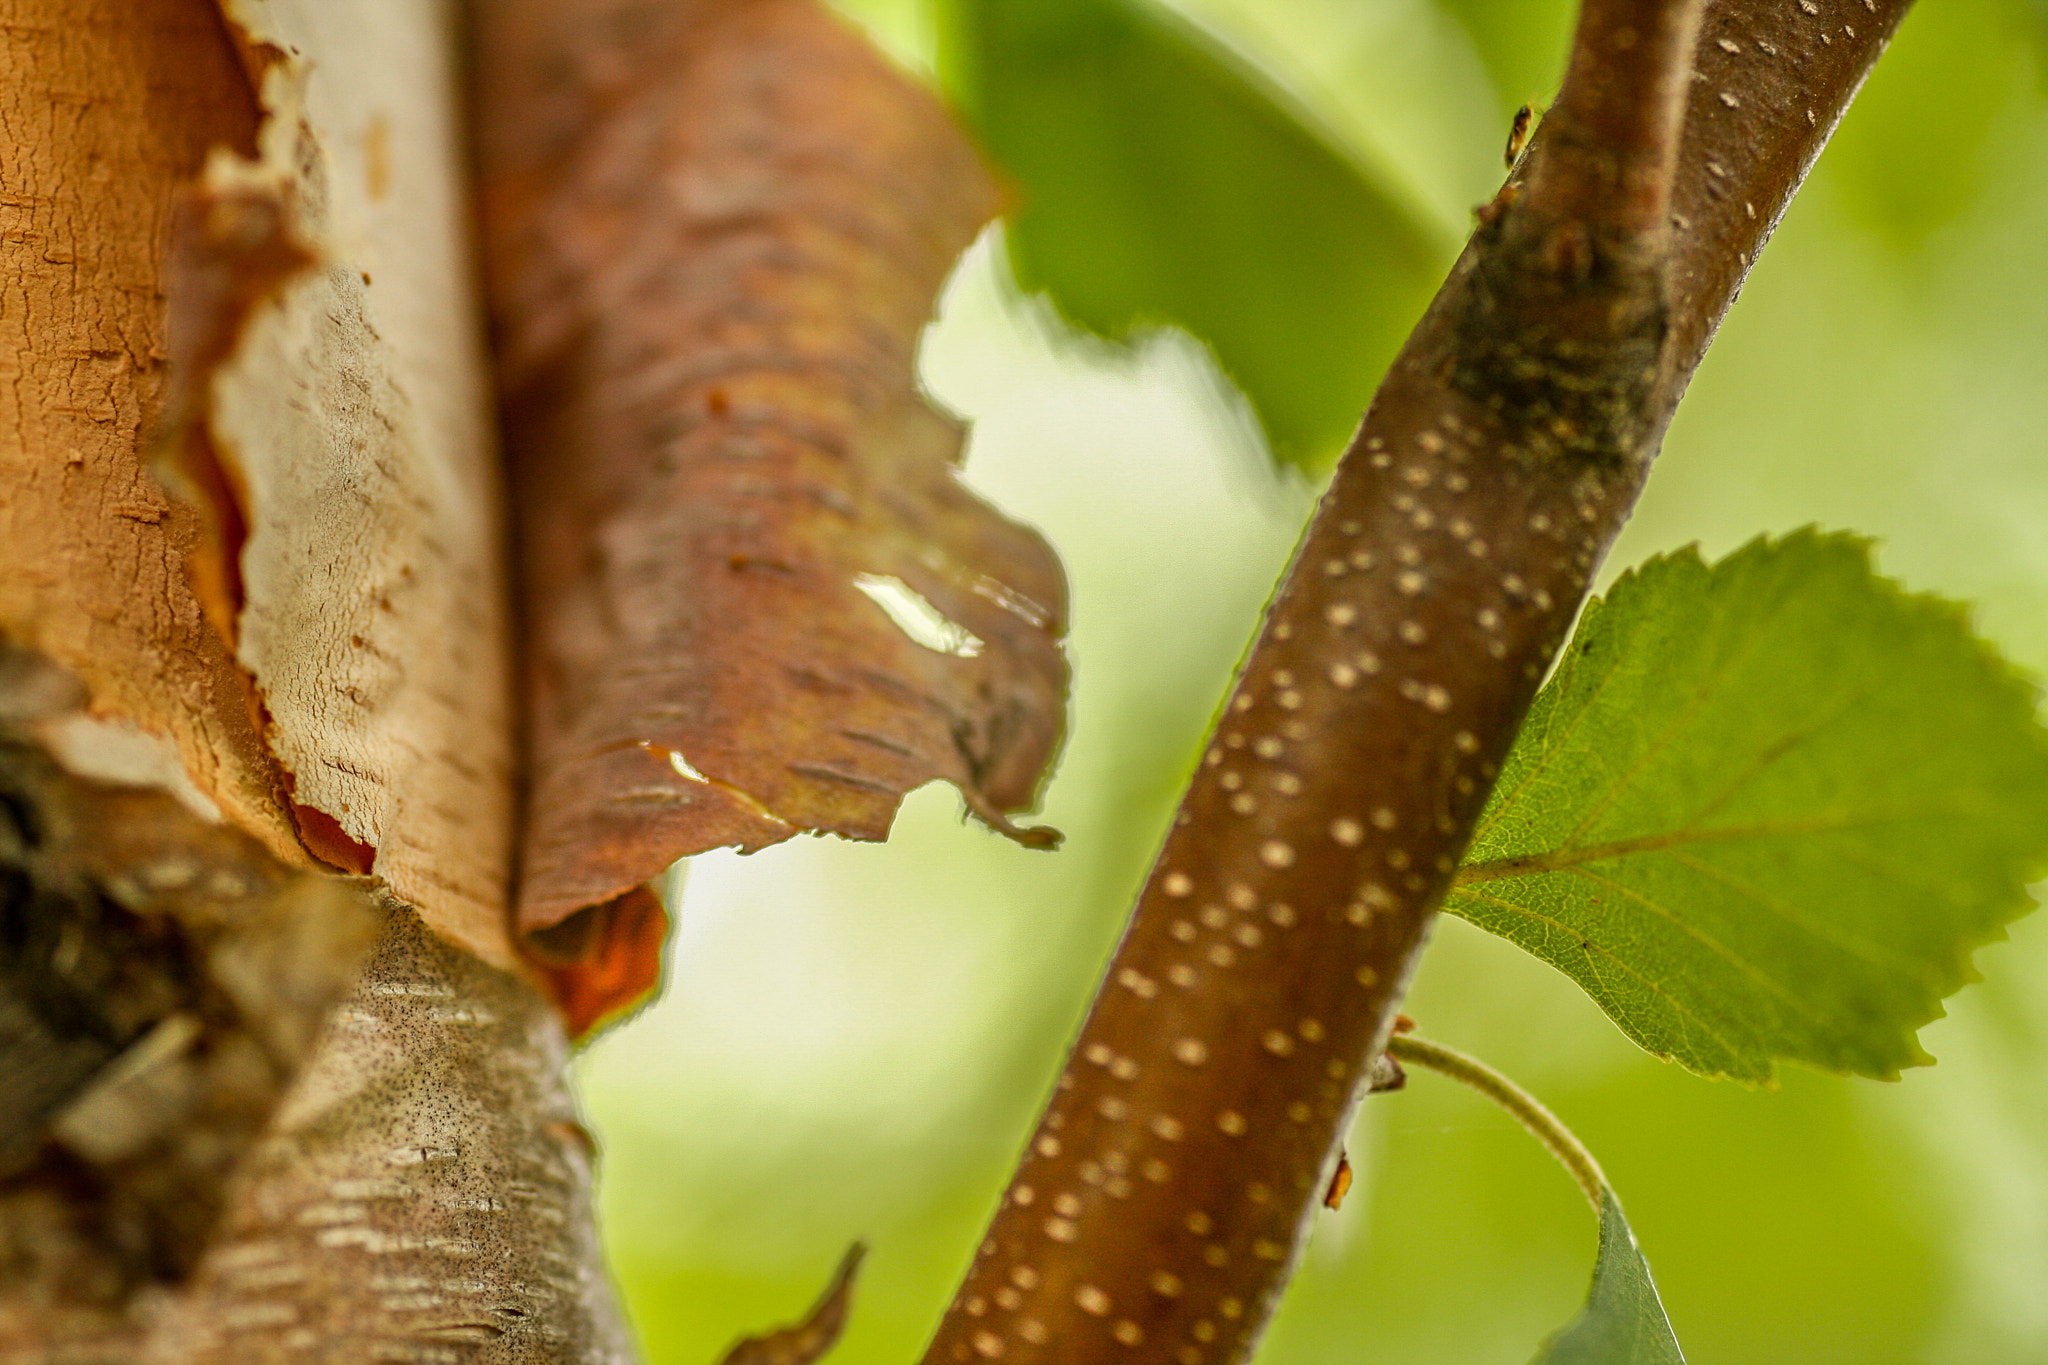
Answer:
576, 0, 2048, 1360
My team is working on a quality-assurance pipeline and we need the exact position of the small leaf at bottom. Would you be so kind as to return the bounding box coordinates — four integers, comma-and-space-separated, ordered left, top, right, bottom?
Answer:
1532, 1190, 1684, 1365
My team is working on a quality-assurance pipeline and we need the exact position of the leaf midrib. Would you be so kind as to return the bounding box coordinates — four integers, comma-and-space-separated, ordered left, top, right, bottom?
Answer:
1459, 808, 1924, 882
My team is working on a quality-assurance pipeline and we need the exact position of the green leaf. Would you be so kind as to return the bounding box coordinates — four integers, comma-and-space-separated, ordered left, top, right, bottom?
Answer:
1820, 0, 2040, 251
1431, 0, 1574, 119
1446, 530, 2048, 1083
1532, 1191, 1685, 1365
934, 0, 1448, 472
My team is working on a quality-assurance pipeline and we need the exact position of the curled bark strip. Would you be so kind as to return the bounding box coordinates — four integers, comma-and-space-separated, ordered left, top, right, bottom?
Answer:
156, 171, 319, 648
528, 874, 669, 1039
473, 0, 1070, 981
0, 638, 380, 1357
154, 3, 525, 971
923, 0, 1912, 1359
717, 1244, 866, 1365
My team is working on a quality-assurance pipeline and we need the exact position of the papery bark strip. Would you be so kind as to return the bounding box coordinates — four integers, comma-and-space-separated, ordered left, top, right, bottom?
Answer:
921, 0, 1910, 1359
472, 0, 1070, 1030
176, 0, 524, 970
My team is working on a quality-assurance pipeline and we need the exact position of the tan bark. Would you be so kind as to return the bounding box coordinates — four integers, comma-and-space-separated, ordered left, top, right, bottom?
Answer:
136, 904, 634, 1365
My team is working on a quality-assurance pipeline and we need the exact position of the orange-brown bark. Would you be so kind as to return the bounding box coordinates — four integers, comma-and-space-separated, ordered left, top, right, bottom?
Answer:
2, 2, 635, 1358
0, 0, 301, 865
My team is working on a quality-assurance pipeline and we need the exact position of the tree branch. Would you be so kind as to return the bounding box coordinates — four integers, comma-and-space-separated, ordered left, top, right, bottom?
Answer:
921, 0, 1910, 1360
1527, 0, 1700, 244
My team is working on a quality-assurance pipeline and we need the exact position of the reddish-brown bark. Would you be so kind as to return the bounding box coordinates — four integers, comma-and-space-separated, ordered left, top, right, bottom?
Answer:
922, 0, 1913, 1360
471, 0, 1071, 1032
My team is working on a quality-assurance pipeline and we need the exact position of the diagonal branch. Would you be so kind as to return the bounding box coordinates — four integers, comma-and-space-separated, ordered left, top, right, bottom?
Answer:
920, 0, 1911, 1359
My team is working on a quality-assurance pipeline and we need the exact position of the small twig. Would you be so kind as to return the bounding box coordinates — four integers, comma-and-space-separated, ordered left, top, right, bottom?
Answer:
1522, 0, 1703, 247
1387, 1034, 1607, 1212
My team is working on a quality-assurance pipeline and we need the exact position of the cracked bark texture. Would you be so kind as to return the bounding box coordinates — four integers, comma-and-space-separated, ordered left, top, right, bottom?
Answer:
922, 0, 1913, 1360
134, 904, 634, 1365
0, 0, 301, 867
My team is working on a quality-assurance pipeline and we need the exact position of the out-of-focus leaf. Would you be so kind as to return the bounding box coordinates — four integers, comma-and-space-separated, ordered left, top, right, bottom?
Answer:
1447, 531, 2048, 1082
1818, 0, 2036, 248
937, 0, 1446, 471
1431, 0, 1574, 116
473, 0, 1070, 1034
1532, 1191, 1686, 1365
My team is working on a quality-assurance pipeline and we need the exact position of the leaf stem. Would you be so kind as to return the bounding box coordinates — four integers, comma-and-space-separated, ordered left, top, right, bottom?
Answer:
1387, 1033, 1607, 1212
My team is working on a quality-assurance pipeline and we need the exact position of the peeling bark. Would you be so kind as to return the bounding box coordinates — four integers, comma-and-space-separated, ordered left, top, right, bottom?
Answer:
0, 0, 298, 867
169, 0, 523, 972
1, 0, 634, 1358
472, 0, 1070, 1028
